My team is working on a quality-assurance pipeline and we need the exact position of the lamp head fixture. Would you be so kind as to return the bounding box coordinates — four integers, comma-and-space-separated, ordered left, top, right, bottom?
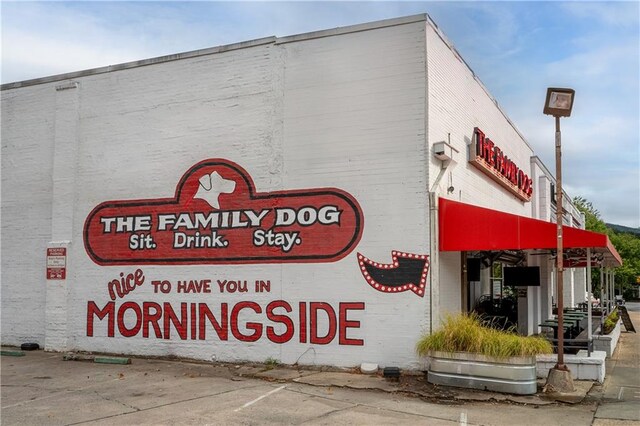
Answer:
543, 87, 575, 117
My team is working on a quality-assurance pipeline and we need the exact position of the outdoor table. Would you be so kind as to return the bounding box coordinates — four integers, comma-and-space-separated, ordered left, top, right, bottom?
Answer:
539, 320, 574, 339
562, 312, 587, 326
563, 312, 586, 318
553, 315, 582, 334
562, 312, 586, 318
562, 313, 586, 324
555, 314, 583, 335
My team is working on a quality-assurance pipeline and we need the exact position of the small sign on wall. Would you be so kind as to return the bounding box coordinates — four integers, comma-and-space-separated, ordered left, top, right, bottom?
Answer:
47, 247, 67, 280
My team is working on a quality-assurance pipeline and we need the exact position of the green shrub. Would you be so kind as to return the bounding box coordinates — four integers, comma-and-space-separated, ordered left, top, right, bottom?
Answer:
416, 313, 553, 358
602, 308, 619, 335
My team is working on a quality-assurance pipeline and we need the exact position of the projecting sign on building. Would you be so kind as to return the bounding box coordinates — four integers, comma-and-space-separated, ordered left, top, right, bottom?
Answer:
469, 127, 533, 201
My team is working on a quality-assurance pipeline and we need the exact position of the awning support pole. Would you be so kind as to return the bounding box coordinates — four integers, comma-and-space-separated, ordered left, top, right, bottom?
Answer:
600, 267, 605, 312
587, 248, 592, 354
609, 269, 613, 309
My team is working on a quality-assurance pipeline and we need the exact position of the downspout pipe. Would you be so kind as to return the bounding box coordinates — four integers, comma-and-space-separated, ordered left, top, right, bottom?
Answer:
424, 30, 459, 336
428, 192, 439, 334
428, 151, 453, 334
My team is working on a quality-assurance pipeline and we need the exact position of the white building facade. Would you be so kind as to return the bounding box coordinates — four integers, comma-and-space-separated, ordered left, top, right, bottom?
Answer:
1, 15, 620, 370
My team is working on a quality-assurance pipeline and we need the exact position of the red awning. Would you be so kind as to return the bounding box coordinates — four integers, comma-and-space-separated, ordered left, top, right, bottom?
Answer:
438, 198, 622, 267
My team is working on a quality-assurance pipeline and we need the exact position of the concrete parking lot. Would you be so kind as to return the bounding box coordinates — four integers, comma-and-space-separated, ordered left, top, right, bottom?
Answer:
0, 351, 597, 425
2, 304, 638, 425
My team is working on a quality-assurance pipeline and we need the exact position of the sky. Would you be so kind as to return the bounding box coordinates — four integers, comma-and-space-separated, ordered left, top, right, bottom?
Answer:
2, 1, 639, 228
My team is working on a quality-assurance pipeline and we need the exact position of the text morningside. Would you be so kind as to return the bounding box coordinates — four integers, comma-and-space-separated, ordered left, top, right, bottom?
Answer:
87, 300, 365, 346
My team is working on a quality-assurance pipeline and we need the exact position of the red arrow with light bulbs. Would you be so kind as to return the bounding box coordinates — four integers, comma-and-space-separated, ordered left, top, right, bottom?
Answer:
357, 251, 429, 297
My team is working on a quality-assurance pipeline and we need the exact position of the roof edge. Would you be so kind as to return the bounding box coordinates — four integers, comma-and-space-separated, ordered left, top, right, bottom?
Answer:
275, 14, 427, 44
424, 16, 532, 153
1, 36, 276, 90
1, 14, 428, 91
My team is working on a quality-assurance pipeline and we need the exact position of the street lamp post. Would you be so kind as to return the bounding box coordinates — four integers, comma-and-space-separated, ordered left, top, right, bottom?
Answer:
543, 87, 575, 392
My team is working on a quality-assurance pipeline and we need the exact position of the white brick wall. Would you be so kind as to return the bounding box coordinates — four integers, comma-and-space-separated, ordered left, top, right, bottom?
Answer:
425, 22, 534, 323
2, 19, 431, 369
277, 22, 430, 367
426, 24, 533, 216
1, 84, 56, 345
3, 16, 581, 367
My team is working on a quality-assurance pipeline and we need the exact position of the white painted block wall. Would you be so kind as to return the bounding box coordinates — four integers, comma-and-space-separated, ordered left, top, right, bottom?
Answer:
2, 19, 433, 369
2, 16, 556, 368
426, 25, 533, 215
425, 23, 535, 325
278, 23, 430, 367
1, 84, 56, 345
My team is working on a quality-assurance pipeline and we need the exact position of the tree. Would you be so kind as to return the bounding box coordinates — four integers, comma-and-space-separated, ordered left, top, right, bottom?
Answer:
574, 196, 640, 300
609, 232, 640, 300
573, 196, 608, 234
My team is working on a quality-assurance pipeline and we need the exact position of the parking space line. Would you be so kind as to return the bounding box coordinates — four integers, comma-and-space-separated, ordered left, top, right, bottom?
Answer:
234, 385, 286, 412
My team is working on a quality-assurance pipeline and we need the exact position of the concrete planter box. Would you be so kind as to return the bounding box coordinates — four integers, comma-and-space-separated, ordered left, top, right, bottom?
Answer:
593, 319, 622, 358
536, 350, 606, 383
427, 351, 537, 395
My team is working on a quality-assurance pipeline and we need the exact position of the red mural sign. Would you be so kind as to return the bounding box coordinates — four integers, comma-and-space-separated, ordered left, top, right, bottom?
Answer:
84, 159, 364, 265
87, 269, 367, 346
87, 298, 365, 346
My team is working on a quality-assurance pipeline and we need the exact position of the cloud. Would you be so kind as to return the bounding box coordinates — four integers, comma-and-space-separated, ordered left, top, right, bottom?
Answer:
1, 3, 150, 82
463, 3, 639, 227
1, 2, 417, 83
2, 1, 638, 227
545, 43, 639, 89
562, 2, 640, 28
2, 28, 144, 81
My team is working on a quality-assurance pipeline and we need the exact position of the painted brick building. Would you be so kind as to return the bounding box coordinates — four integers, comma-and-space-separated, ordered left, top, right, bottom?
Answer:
1, 15, 620, 369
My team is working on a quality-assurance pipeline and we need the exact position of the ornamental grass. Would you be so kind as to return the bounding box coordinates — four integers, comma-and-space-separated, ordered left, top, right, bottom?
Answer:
602, 308, 619, 335
416, 313, 553, 358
